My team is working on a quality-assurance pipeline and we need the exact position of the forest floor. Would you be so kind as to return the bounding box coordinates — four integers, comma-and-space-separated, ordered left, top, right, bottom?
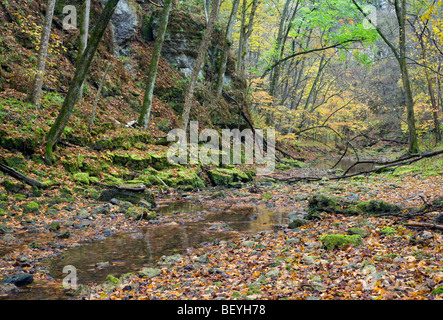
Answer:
2, 152, 442, 300
81, 167, 443, 300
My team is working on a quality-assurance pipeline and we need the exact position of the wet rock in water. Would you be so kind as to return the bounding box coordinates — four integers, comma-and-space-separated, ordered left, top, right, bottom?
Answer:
96, 261, 110, 269
0, 283, 19, 295
205, 222, 233, 232
288, 218, 309, 229
125, 207, 156, 220
98, 185, 156, 208
2, 273, 33, 286
158, 254, 183, 266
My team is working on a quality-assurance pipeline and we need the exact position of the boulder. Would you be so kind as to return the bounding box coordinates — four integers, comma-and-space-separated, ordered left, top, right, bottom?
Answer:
104, 0, 138, 56
98, 185, 156, 208
2, 273, 33, 286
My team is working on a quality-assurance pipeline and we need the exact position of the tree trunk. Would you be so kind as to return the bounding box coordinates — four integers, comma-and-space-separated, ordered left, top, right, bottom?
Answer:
45, 0, 120, 164
269, 0, 291, 97
89, 60, 113, 131
138, 0, 174, 130
397, 0, 418, 153
28, 0, 57, 106
351, 0, 419, 154
181, 0, 220, 132
78, 0, 91, 101
215, 0, 240, 98
237, 0, 259, 79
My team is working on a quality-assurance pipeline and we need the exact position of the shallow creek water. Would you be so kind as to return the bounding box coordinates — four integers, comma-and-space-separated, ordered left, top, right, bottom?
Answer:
9, 200, 290, 300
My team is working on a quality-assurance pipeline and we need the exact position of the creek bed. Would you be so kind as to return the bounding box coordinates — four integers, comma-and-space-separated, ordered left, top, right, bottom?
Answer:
6, 200, 290, 300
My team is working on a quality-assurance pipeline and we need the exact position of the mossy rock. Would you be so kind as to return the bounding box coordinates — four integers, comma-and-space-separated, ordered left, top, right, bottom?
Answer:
111, 153, 151, 171
357, 199, 401, 215
207, 167, 251, 186
288, 218, 309, 229
347, 228, 370, 238
73, 172, 90, 185
1, 180, 24, 193
98, 186, 156, 207
102, 275, 121, 289
0, 132, 39, 155
5, 156, 27, 171
380, 226, 396, 235
149, 153, 170, 171
23, 201, 39, 214
125, 206, 156, 220
320, 234, 363, 250
307, 194, 401, 219
208, 169, 233, 186
151, 167, 205, 190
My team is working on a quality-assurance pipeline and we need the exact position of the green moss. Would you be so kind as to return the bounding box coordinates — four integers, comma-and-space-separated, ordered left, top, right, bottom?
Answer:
320, 234, 363, 250
13, 193, 26, 200
23, 201, 39, 214
5, 156, 27, 171
307, 194, 402, 219
380, 226, 396, 235
347, 228, 370, 238
432, 286, 443, 295
73, 172, 90, 185
357, 199, 401, 215
207, 167, 251, 186
104, 275, 121, 287
125, 206, 157, 220
208, 169, 233, 186
1, 180, 23, 193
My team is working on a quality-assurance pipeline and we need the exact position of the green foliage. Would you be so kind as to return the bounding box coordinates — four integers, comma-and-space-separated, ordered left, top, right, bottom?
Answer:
320, 234, 363, 250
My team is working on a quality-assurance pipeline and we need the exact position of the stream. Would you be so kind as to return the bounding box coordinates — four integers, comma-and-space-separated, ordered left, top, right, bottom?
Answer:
7, 200, 290, 300
3, 158, 372, 300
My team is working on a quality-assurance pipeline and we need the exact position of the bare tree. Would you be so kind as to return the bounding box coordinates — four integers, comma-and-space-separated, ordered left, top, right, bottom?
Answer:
28, 0, 57, 106
215, 0, 240, 98
181, 0, 221, 132
45, 0, 120, 163
78, 0, 91, 101
351, 0, 419, 154
138, 0, 174, 130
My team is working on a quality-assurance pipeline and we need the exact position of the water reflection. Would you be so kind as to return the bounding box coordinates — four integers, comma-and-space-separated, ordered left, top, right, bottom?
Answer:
40, 202, 289, 290
311, 158, 374, 174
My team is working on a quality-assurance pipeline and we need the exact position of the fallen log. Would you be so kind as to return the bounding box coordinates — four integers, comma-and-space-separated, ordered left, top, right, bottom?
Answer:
272, 149, 443, 183
0, 162, 46, 189
404, 221, 443, 231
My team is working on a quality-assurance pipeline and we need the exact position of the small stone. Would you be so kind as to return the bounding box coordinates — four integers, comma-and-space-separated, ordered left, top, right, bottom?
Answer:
241, 240, 255, 247
0, 283, 19, 295
138, 267, 161, 278
265, 269, 280, 278
57, 230, 70, 239
96, 261, 110, 269
194, 254, 209, 264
